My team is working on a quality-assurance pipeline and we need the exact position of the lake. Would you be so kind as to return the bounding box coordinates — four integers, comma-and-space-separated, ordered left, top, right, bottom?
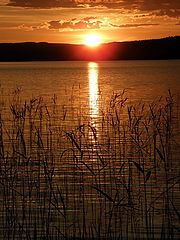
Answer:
0, 60, 179, 101
0, 60, 179, 239
0, 60, 179, 124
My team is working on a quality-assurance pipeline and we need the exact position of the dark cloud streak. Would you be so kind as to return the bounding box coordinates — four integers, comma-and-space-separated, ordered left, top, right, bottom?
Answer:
7, 0, 78, 8
7, 0, 180, 18
48, 18, 103, 30
110, 23, 159, 28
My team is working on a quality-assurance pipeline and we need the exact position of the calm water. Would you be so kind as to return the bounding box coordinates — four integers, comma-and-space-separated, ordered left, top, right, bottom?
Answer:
0, 60, 179, 239
0, 60, 179, 102
0, 60, 179, 124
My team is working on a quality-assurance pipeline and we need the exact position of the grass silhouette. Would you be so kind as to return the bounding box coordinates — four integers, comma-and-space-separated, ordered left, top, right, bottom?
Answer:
0, 89, 179, 239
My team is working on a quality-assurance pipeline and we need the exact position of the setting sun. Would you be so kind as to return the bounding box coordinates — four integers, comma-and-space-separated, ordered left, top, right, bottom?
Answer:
83, 33, 102, 47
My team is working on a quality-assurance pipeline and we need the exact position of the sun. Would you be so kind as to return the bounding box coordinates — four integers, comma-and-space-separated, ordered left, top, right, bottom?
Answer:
83, 33, 102, 47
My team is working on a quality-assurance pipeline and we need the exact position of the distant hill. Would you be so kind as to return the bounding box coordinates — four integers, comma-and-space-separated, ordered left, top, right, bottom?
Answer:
0, 36, 180, 61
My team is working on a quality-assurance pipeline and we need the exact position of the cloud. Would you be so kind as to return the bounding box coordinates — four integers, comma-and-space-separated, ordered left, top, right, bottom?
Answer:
4, 0, 133, 9
47, 18, 103, 30
110, 23, 159, 28
17, 24, 35, 31
0, 0, 9, 6
15, 23, 49, 31
154, 9, 180, 18
7, 0, 78, 8
6, 1, 180, 19
16, 17, 160, 32
6, 0, 127, 9
47, 18, 160, 31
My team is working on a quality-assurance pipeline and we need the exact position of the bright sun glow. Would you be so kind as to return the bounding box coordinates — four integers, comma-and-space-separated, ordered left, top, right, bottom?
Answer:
83, 33, 102, 47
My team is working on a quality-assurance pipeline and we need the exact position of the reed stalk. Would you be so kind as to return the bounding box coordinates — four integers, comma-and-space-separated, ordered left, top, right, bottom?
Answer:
0, 89, 179, 239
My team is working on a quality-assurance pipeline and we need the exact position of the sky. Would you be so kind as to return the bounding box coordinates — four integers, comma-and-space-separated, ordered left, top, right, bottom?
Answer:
0, 0, 180, 44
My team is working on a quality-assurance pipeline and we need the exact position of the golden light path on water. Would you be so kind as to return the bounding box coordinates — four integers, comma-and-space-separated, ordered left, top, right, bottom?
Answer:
88, 62, 99, 120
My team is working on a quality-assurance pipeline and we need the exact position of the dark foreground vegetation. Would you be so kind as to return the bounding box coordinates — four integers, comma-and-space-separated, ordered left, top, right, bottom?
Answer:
0, 90, 179, 239
0, 36, 180, 61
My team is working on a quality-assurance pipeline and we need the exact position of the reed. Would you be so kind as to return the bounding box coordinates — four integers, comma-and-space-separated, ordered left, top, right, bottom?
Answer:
0, 89, 179, 239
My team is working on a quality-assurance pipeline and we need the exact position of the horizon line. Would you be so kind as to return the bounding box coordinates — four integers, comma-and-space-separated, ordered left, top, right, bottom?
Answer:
0, 35, 179, 45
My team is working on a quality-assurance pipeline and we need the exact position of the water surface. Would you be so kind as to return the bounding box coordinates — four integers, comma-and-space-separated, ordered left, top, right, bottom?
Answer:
0, 60, 179, 239
0, 60, 179, 100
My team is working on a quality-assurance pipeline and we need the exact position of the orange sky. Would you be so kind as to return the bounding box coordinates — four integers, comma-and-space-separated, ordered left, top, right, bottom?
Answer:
0, 0, 180, 43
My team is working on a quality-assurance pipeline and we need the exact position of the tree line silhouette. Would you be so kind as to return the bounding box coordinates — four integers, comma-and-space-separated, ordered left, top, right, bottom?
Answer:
0, 36, 179, 61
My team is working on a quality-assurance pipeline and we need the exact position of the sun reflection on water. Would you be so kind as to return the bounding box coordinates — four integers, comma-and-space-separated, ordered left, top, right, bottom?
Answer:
88, 62, 99, 120
88, 62, 99, 151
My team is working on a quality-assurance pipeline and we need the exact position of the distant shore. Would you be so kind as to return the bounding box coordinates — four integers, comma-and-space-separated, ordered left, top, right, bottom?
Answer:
0, 36, 180, 61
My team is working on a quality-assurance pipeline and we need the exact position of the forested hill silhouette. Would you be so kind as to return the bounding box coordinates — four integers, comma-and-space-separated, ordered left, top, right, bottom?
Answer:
0, 36, 179, 61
